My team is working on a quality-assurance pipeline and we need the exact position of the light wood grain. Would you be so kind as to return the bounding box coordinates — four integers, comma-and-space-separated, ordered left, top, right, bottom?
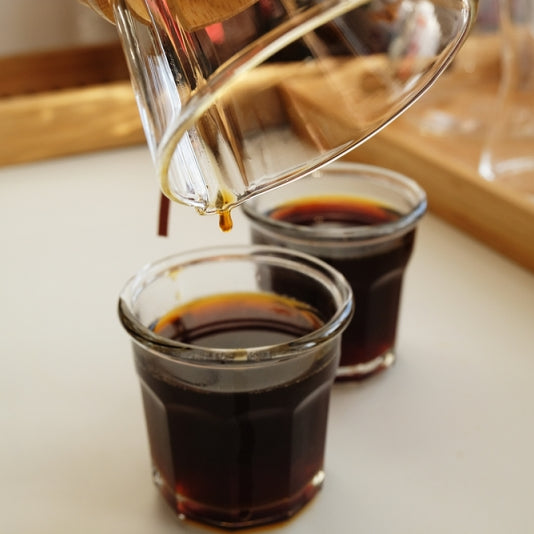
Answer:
0, 81, 144, 166
0, 44, 128, 97
344, 116, 534, 273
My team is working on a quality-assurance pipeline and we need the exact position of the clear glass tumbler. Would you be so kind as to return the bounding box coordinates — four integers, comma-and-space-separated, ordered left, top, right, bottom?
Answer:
242, 162, 426, 380
403, 0, 502, 137
109, 0, 476, 216
478, 0, 534, 199
118, 245, 353, 529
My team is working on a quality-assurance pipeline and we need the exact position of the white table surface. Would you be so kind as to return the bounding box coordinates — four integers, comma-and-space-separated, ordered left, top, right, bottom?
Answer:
1, 146, 534, 534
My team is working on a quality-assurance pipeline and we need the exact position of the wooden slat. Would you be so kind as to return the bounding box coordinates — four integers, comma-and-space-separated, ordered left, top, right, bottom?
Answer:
0, 81, 144, 166
344, 116, 534, 273
0, 43, 129, 97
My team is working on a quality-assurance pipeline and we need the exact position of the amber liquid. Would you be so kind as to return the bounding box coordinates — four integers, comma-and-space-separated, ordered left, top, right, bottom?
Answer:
134, 292, 338, 528
252, 197, 415, 377
218, 209, 233, 232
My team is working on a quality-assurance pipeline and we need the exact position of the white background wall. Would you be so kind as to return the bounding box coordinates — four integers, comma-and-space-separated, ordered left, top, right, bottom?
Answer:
0, 0, 118, 56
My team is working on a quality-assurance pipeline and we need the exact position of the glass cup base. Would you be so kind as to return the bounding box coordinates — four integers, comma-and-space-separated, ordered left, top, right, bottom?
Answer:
336, 349, 396, 382
152, 466, 325, 530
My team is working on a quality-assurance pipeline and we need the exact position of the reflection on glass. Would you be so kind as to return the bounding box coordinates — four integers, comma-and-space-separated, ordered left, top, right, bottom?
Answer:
479, 0, 534, 199
113, 0, 477, 215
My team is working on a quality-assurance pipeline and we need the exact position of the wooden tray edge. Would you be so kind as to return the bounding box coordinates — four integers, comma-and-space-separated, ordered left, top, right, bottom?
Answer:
345, 127, 534, 273
0, 81, 145, 167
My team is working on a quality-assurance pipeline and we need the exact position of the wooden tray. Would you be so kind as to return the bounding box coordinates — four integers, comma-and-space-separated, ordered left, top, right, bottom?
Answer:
277, 43, 534, 273
344, 102, 534, 273
1, 46, 532, 273
0, 44, 144, 166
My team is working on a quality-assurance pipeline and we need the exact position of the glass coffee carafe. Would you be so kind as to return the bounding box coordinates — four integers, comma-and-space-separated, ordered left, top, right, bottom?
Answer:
87, 0, 478, 220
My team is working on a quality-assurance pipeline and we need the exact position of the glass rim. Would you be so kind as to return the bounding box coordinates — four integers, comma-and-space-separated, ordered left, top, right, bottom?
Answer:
241, 162, 427, 245
118, 245, 353, 364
